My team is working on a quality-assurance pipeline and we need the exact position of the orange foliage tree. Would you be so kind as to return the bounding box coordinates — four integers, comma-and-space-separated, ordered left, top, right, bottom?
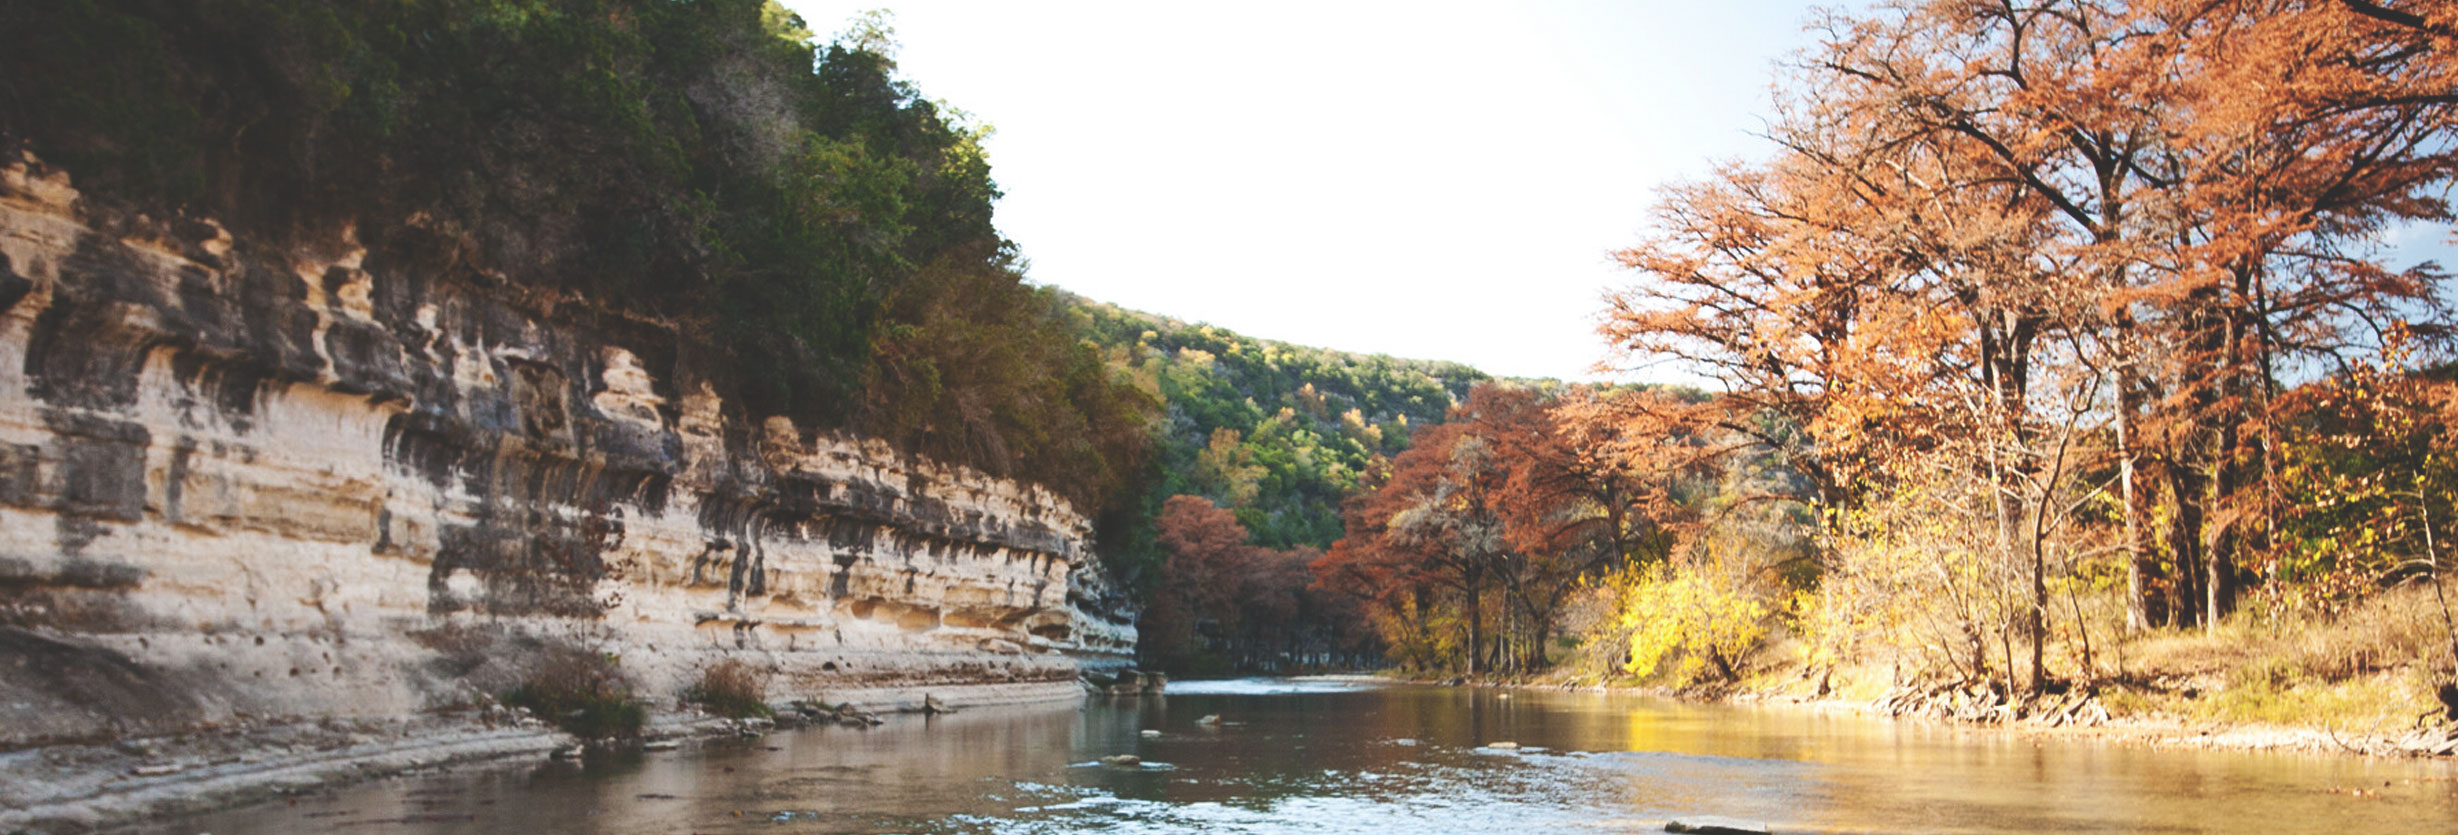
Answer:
1139, 495, 1358, 674
1312, 383, 1711, 675
1603, 0, 2458, 693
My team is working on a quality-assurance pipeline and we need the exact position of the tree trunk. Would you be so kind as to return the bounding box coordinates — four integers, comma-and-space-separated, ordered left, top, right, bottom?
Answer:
1464, 563, 1483, 676
2030, 529, 2048, 694
2166, 465, 2208, 629
2117, 370, 2149, 633
2206, 511, 2236, 628
2207, 412, 2242, 629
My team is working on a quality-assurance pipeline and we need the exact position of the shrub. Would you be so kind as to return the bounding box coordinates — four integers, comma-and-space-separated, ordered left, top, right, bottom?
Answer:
1616, 560, 1770, 687
683, 658, 773, 719
502, 646, 646, 739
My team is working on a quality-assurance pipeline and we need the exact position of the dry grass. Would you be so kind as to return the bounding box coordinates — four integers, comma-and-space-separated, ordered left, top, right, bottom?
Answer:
1726, 581, 2458, 735
2104, 582, 2458, 730
2124, 585, 2443, 678
684, 658, 772, 719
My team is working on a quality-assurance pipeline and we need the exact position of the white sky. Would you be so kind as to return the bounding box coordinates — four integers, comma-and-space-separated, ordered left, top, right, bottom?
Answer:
778, 0, 1856, 382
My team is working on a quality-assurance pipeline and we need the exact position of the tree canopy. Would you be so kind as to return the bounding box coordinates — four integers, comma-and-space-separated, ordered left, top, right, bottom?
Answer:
0, 0, 1158, 530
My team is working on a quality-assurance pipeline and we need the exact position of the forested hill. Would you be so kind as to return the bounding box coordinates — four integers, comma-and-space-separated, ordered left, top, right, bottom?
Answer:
1061, 292, 1497, 553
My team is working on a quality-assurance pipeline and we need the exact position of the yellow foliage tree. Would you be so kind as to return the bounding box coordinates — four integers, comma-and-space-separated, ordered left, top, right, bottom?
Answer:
1616, 560, 1768, 686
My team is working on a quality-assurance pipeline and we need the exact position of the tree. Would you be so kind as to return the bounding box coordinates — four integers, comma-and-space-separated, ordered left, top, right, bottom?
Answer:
1602, 0, 2458, 694
1315, 382, 1712, 675
1141, 495, 1341, 673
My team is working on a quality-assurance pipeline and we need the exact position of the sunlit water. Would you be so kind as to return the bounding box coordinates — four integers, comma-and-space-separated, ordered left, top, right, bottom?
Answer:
152, 679, 2458, 833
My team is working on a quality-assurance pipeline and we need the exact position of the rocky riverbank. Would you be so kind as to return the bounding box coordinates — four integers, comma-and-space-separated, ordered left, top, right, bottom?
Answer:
1414, 669, 2458, 761
0, 156, 1138, 832
1, 678, 1100, 833
1728, 686, 2458, 759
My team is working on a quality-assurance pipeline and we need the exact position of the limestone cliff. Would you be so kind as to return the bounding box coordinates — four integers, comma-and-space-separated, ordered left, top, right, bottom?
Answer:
0, 154, 1137, 751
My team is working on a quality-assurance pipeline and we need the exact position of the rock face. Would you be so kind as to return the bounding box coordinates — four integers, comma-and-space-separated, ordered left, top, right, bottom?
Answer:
0, 156, 1135, 751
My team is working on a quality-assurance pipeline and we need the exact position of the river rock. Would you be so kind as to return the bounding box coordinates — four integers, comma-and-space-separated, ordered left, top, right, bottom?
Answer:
1485, 741, 1520, 750
642, 740, 681, 751
1665, 815, 1771, 834
1100, 754, 1142, 766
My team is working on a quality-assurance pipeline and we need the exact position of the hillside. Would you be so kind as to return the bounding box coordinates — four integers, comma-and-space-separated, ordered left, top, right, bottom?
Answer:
1062, 294, 1496, 557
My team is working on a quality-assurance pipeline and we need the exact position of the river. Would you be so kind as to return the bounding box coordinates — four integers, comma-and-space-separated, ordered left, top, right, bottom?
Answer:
150, 678, 2458, 833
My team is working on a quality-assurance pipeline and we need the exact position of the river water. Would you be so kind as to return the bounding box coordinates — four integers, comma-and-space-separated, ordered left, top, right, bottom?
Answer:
156, 678, 2458, 834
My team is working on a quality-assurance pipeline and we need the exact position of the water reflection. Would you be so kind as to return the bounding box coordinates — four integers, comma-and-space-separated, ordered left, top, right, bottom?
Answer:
157, 681, 2458, 834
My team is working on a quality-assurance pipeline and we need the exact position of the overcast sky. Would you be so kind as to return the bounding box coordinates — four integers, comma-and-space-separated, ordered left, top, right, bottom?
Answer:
772, 1, 1866, 382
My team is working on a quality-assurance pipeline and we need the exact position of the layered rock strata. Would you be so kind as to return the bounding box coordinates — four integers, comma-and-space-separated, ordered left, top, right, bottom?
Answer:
0, 155, 1137, 753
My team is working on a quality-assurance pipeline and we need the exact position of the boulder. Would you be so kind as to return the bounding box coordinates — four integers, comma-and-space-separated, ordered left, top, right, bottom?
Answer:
1665, 815, 1771, 834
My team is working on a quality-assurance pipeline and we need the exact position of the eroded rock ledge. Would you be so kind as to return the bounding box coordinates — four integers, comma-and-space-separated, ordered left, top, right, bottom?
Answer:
0, 155, 1137, 756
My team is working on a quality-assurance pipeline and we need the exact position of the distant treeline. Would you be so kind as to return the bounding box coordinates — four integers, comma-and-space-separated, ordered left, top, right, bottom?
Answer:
1065, 295, 1488, 550
1060, 297, 1525, 672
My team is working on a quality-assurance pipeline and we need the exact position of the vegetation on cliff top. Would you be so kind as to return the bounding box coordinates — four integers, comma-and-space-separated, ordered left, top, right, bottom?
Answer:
0, 0, 1153, 531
